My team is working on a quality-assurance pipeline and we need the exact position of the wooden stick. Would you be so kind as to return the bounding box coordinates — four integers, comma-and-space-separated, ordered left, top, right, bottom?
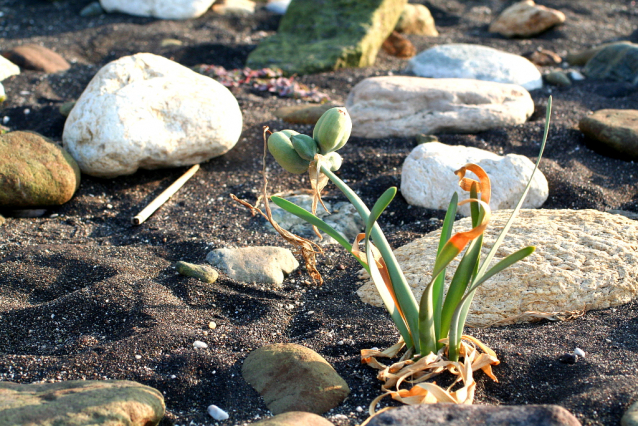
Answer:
132, 164, 200, 225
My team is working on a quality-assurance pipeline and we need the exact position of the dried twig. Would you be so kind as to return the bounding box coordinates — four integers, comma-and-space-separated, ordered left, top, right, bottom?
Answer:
132, 164, 199, 225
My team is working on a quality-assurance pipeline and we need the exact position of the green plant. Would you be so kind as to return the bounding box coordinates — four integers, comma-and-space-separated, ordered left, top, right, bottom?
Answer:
243, 100, 552, 407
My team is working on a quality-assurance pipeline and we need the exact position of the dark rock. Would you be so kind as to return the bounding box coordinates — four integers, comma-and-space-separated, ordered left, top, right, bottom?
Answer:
175, 261, 219, 283
579, 109, 638, 160
584, 42, 638, 85
246, 0, 407, 75
545, 71, 571, 87
2, 44, 70, 73
559, 353, 577, 364
566, 41, 633, 66
253, 411, 335, 426
0, 131, 81, 209
366, 404, 582, 426
0, 380, 165, 426
242, 343, 350, 415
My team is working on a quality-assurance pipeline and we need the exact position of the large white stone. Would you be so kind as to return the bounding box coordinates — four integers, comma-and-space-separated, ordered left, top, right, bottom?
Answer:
63, 53, 242, 178
0, 55, 20, 81
406, 44, 542, 90
100, 0, 215, 19
345, 76, 534, 138
358, 209, 638, 327
401, 142, 548, 216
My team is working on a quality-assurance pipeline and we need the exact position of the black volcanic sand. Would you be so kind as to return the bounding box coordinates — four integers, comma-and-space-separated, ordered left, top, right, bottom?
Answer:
1, 1, 638, 425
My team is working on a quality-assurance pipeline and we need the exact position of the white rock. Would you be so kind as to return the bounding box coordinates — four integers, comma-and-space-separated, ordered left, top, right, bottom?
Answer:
346, 76, 534, 138
100, 0, 215, 19
193, 340, 208, 349
206, 246, 299, 286
63, 53, 242, 177
574, 348, 586, 357
0, 56, 20, 81
569, 70, 586, 81
401, 142, 548, 216
407, 44, 542, 90
207, 404, 229, 421
265, 0, 290, 14
358, 209, 638, 327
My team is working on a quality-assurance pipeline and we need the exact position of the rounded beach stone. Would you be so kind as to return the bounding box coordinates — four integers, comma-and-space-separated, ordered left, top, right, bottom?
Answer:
206, 246, 299, 286
400, 142, 548, 216
406, 44, 542, 90
62, 53, 242, 178
489, 0, 566, 38
0, 380, 165, 426
253, 411, 335, 426
358, 209, 638, 327
583, 42, 638, 85
2, 44, 70, 73
99, 0, 216, 19
346, 76, 534, 138
242, 343, 350, 415
0, 131, 81, 209
579, 109, 638, 160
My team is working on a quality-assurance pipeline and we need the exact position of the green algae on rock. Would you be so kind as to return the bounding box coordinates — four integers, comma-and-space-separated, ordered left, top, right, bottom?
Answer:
0, 131, 81, 209
246, 0, 407, 75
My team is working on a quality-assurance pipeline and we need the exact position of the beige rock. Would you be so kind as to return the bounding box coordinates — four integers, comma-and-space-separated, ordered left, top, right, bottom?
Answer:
242, 343, 350, 415
357, 209, 638, 327
395, 4, 438, 36
346, 76, 534, 138
212, 0, 256, 15
489, 0, 565, 38
0, 380, 165, 426
253, 411, 335, 426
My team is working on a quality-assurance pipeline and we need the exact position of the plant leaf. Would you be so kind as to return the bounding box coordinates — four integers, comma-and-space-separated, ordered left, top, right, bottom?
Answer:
270, 196, 354, 251
432, 193, 458, 346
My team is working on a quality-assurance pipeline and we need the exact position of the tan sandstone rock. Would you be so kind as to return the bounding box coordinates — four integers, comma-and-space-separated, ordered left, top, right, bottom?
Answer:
489, 0, 565, 38
0, 380, 165, 426
358, 209, 638, 327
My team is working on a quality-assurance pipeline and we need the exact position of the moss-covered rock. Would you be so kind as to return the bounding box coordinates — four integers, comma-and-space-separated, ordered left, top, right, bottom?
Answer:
246, 0, 407, 75
0, 131, 81, 209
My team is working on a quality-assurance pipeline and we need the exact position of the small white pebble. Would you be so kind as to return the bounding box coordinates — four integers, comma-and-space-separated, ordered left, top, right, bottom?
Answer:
51, 314, 55, 319
331, 414, 348, 420
356, 406, 364, 413
208, 321, 217, 329
306, 311, 314, 315
135, 355, 142, 360
170, 374, 176, 379
193, 340, 208, 349
207, 404, 229, 421
574, 348, 586, 357
2, 116, 8, 124
337, 340, 344, 345
106, 204, 113, 209
569, 70, 585, 81
23, 108, 30, 115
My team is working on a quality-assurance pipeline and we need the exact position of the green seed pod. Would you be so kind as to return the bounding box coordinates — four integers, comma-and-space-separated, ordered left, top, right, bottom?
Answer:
312, 107, 352, 154
268, 130, 310, 174
325, 152, 343, 171
291, 134, 318, 161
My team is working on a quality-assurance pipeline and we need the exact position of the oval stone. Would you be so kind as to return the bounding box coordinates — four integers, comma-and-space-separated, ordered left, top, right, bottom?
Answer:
0, 131, 80, 209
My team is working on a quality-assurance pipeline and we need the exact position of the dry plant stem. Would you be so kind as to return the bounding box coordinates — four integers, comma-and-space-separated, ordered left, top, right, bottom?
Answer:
230, 126, 324, 284
131, 164, 200, 225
